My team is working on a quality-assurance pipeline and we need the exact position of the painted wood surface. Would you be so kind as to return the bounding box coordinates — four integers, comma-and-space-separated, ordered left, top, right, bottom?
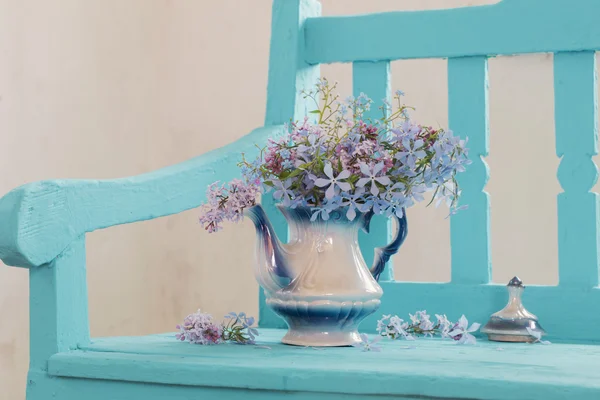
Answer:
353, 60, 394, 281
259, 0, 321, 328
368, 282, 600, 343
26, 371, 427, 400
0, 0, 599, 399
554, 51, 600, 288
265, 0, 321, 127
305, 0, 600, 64
45, 329, 600, 400
29, 237, 89, 372
448, 57, 491, 285
261, 281, 600, 341
0, 125, 285, 268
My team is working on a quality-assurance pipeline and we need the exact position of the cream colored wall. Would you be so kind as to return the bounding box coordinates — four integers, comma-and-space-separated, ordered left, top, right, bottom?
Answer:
1, 1, 598, 398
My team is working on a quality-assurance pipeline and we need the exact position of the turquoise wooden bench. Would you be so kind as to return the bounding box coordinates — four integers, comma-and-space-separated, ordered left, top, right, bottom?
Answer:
1, 0, 600, 399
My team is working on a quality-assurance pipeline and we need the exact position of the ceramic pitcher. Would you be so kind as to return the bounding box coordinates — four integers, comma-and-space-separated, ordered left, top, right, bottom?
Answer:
245, 204, 407, 346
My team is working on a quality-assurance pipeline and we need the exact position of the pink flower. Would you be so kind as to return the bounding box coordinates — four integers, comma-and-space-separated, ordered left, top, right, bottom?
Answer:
353, 141, 377, 158
176, 310, 223, 345
264, 147, 283, 175
378, 153, 395, 174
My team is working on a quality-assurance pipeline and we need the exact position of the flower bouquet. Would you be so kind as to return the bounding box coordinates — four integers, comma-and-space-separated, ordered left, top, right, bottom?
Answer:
199, 79, 470, 232
196, 79, 471, 347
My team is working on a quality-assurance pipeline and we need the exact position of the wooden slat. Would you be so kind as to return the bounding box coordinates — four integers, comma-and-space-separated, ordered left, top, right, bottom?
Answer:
265, 0, 321, 126
352, 60, 394, 281
448, 57, 491, 284
29, 237, 89, 371
30, 368, 426, 400
260, 0, 321, 327
368, 282, 600, 342
554, 51, 599, 288
305, 0, 600, 64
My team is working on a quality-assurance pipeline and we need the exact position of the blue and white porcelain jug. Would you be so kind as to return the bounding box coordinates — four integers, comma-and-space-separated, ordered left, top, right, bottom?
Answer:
246, 204, 407, 346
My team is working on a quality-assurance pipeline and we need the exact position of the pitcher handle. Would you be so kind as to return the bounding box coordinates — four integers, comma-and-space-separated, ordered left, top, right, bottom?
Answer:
364, 211, 408, 282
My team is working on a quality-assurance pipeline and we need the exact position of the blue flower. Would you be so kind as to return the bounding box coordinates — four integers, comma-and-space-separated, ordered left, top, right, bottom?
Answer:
390, 120, 420, 144
316, 77, 328, 89
244, 316, 255, 327
224, 311, 259, 345
423, 169, 444, 188
340, 189, 369, 221
310, 207, 330, 221
348, 128, 363, 143
282, 159, 294, 169
353, 333, 382, 352
446, 204, 469, 219
447, 315, 480, 345
296, 133, 323, 155
302, 173, 317, 191
279, 149, 291, 159
241, 159, 263, 184
395, 138, 427, 169
272, 179, 294, 206
526, 327, 551, 345
289, 196, 307, 209
432, 140, 451, 167
310, 200, 338, 222
407, 184, 427, 204
313, 163, 352, 200
294, 152, 312, 168
381, 184, 409, 218
366, 196, 391, 215
357, 162, 391, 196
356, 92, 372, 110
383, 182, 405, 200
296, 128, 309, 137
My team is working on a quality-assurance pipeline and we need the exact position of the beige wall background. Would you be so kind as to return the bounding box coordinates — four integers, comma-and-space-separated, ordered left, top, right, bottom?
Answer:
1, 0, 599, 398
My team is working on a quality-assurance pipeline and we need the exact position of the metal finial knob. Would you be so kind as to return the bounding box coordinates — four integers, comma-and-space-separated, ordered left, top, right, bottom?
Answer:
481, 277, 546, 342
507, 276, 523, 287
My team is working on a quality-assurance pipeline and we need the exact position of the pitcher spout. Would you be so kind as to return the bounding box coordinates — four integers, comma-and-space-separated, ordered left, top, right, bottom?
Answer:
245, 204, 292, 295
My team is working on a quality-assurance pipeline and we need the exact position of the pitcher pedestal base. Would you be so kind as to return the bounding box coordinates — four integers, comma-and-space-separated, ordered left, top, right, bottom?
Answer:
268, 298, 381, 347
282, 328, 362, 347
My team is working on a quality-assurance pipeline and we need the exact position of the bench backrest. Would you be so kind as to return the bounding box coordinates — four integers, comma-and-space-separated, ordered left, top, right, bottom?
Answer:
258, 0, 600, 342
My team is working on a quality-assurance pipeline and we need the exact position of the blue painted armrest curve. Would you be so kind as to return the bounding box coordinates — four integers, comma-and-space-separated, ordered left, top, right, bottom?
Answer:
0, 125, 285, 268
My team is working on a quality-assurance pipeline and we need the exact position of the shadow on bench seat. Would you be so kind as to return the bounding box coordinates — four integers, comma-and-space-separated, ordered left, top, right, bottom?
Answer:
44, 328, 600, 400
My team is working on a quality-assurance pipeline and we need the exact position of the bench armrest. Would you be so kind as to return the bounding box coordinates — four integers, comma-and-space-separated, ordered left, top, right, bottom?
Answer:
0, 125, 285, 268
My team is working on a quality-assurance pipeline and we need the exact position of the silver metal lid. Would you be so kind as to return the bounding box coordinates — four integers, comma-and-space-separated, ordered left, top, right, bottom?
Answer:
481, 276, 546, 342
507, 276, 523, 287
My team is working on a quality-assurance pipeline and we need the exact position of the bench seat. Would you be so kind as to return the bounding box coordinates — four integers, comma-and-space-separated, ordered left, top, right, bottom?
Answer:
45, 329, 600, 400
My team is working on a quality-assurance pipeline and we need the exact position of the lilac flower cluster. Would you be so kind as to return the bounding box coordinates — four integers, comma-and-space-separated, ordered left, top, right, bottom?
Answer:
199, 79, 470, 232
377, 311, 480, 345
198, 179, 261, 233
176, 310, 258, 345
176, 309, 224, 345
